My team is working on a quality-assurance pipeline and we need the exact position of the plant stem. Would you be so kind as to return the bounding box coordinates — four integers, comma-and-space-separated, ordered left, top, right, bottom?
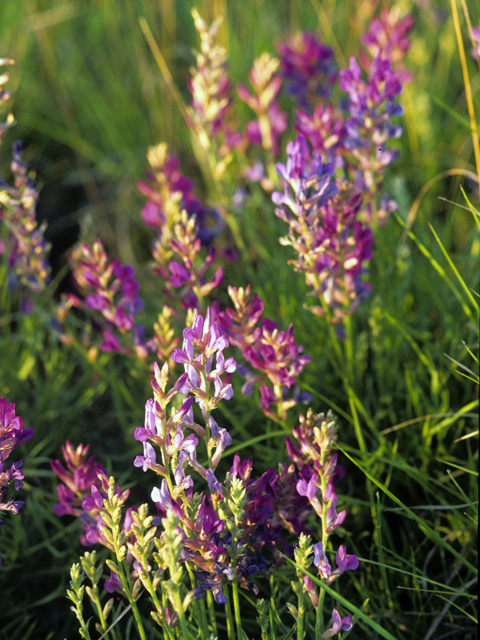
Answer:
206, 590, 219, 638
315, 587, 326, 639
225, 595, 236, 640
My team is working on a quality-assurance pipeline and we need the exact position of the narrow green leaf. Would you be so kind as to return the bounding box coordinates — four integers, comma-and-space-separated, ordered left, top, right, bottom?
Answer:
338, 447, 478, 575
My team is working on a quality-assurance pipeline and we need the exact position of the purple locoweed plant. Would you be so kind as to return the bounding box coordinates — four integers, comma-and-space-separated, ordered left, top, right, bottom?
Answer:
0, 140, 51, 296
217, 285, 311, 420
68, 238, 147, 358
359, 7, 414, 83
287, 410, 359, 637
188, 9, 241, 183
0, 397, 33, 563
138, 142, 222, 247
338, 53, 405, 225
272, 134, 373, 326
277, 31, 337, 111
0, 60, 51, 298
51, 440, 108, 546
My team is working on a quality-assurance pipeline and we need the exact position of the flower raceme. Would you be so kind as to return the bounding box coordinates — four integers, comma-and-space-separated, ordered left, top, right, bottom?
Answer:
277, 31, 337, 110
217, 285, 311, 419
0, 397, 33, 563
0, 141, 51, 296
68, 238, 147, 358
272, 134, 373, 325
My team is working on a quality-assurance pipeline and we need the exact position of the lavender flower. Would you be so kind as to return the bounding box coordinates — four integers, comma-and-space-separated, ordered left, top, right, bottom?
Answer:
471, 23, 480, 61
0, 141, 51, 294
172, 307, 236, 418
321, 609, 354, 639
0, 397, 33, 563
217, 285, 310, 420
360, 8, 413, 83
273, 135, 373, 324
339, 54, 404, 225
51, 441, 108, 545
69, 238, 147, 358
295, 103, 346, 167
138, 142, 221, 246
277, 31, 337, 110
165, 211, 224, 311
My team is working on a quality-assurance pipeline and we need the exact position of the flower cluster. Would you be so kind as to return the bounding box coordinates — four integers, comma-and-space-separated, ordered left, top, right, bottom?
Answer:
51, 441, 107, 546
287, 410, 358, 634
339, 55, 404, 222
0, 397, 33, 562
188, 9, 240, 177
237, 53, 287, 157
360, 7, 413, 83
138, 141, 225, 318
217, 285, 311, 420
138, 142, 221, 246
68, 238, 147, 357
154, 210, 224, 312
277, 31, 337, 110
0, 141, 51, 295
273, 134, 373, 325
52, 309, 359, 635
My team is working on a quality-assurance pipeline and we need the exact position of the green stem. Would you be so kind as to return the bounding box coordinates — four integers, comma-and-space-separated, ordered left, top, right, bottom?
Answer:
206, 590, 218, 638
187, 564, 209, 640
315, 587, 326, 639
117, 564, 147, 640
90, 591, 108, 634
231, 578, 243, 640
173, 588, 191, 640
111, 529, 147, 640
297, 583, 305, 640
224, 595, 236, 640
162, 589, 175, 640
343, 314, 355, 387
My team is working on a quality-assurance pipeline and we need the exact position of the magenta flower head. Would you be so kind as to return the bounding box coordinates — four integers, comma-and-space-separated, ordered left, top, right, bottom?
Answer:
277, 31, 337, 109
172, 307, 237, 417
70, 239, 147, 358
0, 398, 33, 563
0, 141, 51, 295
360, 7, 413, 83
322, 609, 354, 639
272, 134, 338, 217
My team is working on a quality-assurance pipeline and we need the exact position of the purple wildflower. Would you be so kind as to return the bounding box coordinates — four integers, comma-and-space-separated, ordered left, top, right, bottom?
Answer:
272, 135, 373, 324
138, 142, 222, 246
277, 31, 337, 109
472, 24, 480, 61
322, 609, 354, 639
51, 440, 108, 545
172, 307, 236, 417
360, 8, 413, 83
0, 141, 51, 295
339, 55, 405, 225
0, 398, 33, 562
217, 285, 310, 420
70, 239, 147, 358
